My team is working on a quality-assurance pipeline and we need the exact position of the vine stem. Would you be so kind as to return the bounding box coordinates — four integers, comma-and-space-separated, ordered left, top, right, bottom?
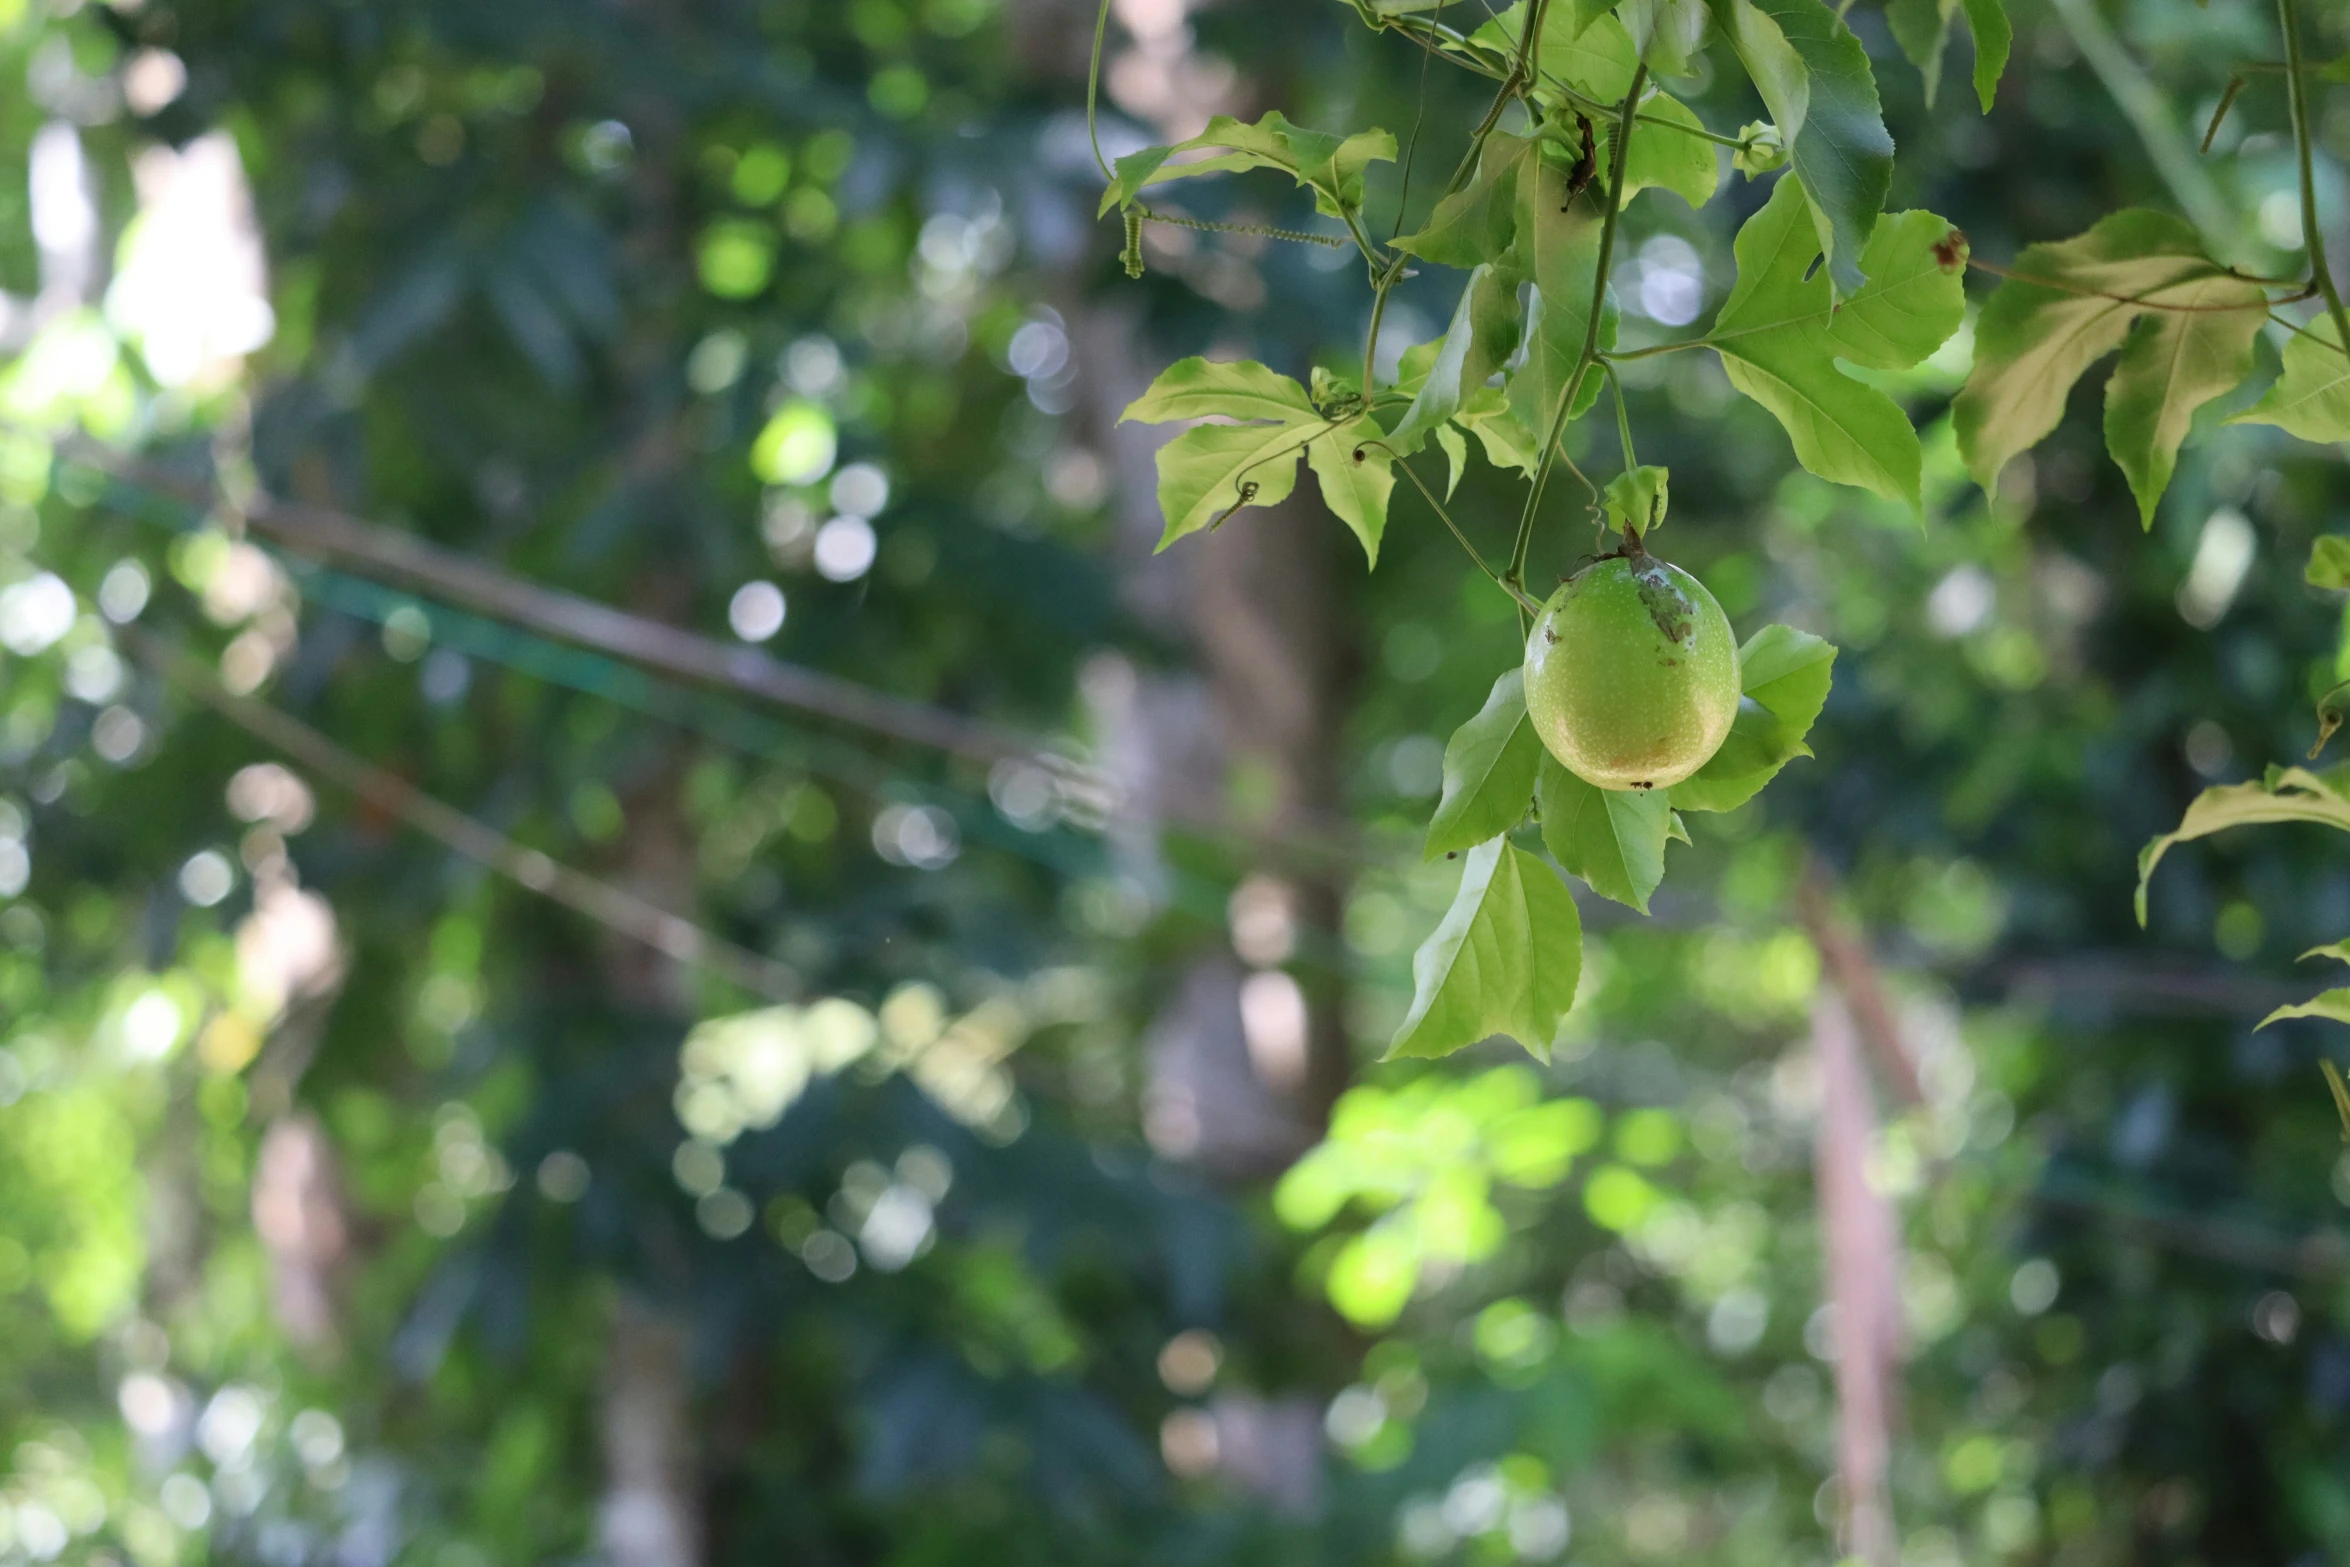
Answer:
1369, 441, 1543, 613
1506, 63, 1646, 595
1603, 361, 1638, 473
2280, 0, 2350, 360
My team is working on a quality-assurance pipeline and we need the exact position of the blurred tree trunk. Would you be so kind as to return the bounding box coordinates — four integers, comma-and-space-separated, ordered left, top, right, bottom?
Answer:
598, 773, 706, 1567
1031, 0, 1360, 1177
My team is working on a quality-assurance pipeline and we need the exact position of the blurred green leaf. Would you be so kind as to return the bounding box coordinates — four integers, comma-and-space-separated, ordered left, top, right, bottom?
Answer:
2137, 767, 2350, 925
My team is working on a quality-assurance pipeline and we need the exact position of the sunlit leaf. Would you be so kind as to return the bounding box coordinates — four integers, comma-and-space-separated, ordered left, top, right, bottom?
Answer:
1148, 421, 1314, 548
1456, 385, 1543, 474
1614, 92, 1721, 209
1466, 4, 1641, 99
1098, 110, 1395, 220
1306, 416, 1396, 564
1389, 839, 1584, 1063
2261, 990, 2350, 1030
2233, 315, 2350, 445
2307, 536, 2350, 591
1435, 423, 1470, 497
1425, 669, 1543, 860
1954, 210, 2265, 523
1119, 356, 1317, 425
1392, 134, 1534, 267
2136, 766, 2350, 925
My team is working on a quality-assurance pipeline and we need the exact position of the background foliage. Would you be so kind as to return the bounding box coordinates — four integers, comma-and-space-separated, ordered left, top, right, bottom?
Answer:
0, 0, 2348, 1564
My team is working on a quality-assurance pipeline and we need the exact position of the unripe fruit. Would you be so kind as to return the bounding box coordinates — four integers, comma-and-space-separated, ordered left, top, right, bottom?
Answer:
1524, 551, 1740, 791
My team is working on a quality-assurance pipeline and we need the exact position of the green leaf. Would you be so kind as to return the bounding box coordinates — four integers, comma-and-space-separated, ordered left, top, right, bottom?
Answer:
1959, 0, 2011, 111
1149, 420, 1315, 548
2325, 1058, 2350, 1139
2260, 990, 2350, 1030
1884, 0, 1956, 106
1603, 464, 1670, 538
1306, 417, 1397, 565
1537, 754, 1672, 912
1669, 623, 1837, 812
1391, 264, 1522, 454
1618, 0, 1709, 75
1885, 0, 2003, 111
1456, 386, 1543, 474
1953, 210, 2267, 524
1389, 839, 1584, 1063
2135, 767, 2350, 926
1710, 0, 1893, 297
1615, 92, 1721, 209
2105, 290, 2269, 529
2303, 939, 2350, 966
1425, 669, 1543, 860
2311, 537, 2350, 591
1466, 4, 1640, 99
2233, 315, 2350, 445
1393, 134, 1534, 267
1709, 177, 1968, 508
1738, 621, 1837, 735
1507, 154, 1615, 446
1120, 357, 1317, 425
1435, 424, 1470, 498
1097, 110, 1395, 220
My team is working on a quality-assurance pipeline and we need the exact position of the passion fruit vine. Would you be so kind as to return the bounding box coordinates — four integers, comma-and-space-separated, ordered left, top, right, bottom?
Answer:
1523, 546, 1740, 791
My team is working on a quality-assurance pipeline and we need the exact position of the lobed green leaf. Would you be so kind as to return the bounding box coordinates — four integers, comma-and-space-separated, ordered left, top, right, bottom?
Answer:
1953, 210, 2266, 525
1709, 177, 1967, 509
1393, 134, 1534, 268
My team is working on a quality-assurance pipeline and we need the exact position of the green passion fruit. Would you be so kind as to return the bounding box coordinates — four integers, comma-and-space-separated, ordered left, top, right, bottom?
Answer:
1524, 551, 1740, 791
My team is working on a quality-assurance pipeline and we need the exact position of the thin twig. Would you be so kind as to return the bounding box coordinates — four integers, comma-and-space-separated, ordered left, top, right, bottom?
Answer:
57, 441, 1064, 772
1369, 440, 1542, 612
120, 626, 803, 1004
2280, 0, 2350, 358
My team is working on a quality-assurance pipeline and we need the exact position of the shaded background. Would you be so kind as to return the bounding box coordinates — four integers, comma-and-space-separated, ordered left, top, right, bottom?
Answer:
0, 0, 2348, 1562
